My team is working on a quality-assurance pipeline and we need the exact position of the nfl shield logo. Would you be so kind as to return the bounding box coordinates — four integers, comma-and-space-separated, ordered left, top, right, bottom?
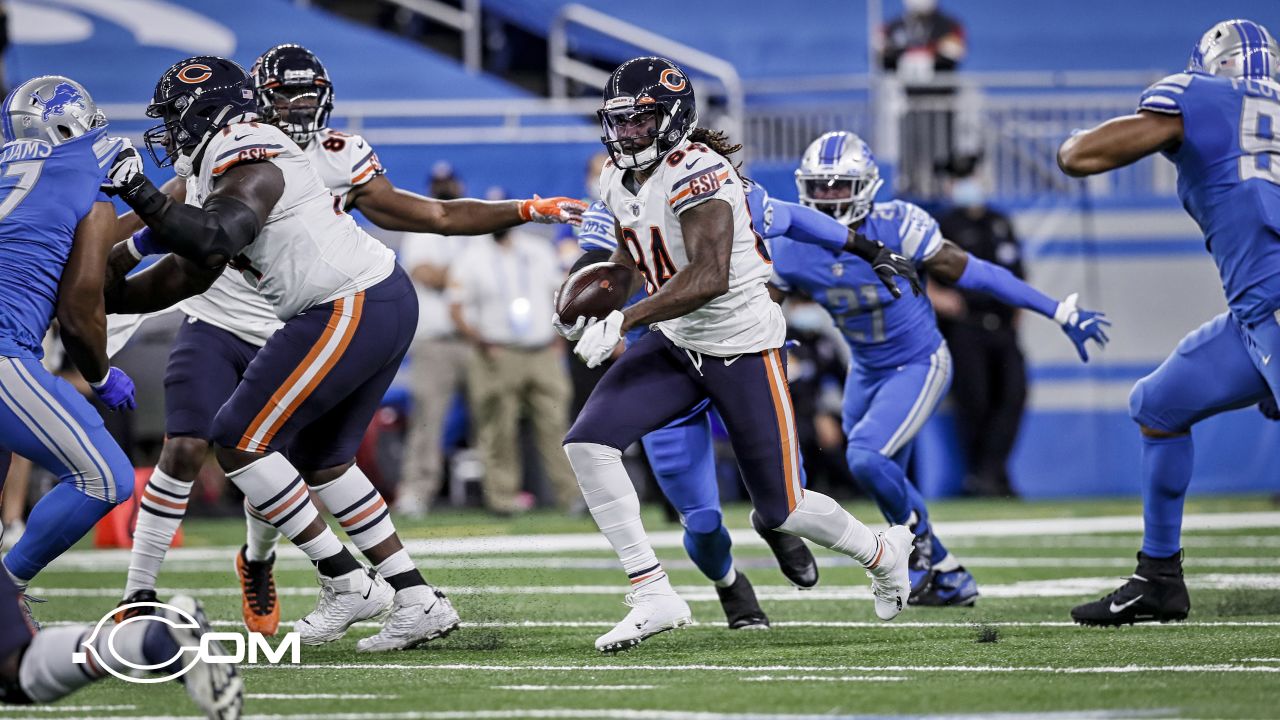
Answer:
831, 263, 844, 277
626, 199, 642, 217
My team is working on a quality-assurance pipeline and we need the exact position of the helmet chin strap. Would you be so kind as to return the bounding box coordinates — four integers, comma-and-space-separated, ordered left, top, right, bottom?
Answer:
176, 110, 259, 177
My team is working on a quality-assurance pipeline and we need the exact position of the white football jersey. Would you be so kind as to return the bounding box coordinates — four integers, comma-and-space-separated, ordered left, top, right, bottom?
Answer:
599, 139, 785, 356
183, 121, 394, 323
177, 126, 387, 346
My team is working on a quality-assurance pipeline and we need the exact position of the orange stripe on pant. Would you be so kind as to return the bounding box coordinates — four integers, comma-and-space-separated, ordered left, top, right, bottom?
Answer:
762, 348, 802, 512
237, 293, 365, 453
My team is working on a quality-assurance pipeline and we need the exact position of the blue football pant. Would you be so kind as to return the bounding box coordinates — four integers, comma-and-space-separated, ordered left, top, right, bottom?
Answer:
1129, 312, 1275, 557
843, 343, 952, 560
0, 357, 133, 582
643, 399, 734, 583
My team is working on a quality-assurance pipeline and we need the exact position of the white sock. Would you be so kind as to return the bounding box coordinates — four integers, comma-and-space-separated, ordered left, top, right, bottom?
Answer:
713, 567, 738, 589
564, 442, 666, 589
777, 490, 881, 568
226, 453, 341, 563
125, 469, 192, 595
313, 465, 394, 553
243, 500, 279, 562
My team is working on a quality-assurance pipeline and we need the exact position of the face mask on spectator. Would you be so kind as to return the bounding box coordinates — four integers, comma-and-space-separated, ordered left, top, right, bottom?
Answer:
788, 305, 830, 333
951, 178, 985, 208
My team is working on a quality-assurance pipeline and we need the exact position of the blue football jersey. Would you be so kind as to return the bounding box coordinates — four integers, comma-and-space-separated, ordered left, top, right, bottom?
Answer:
1139, 72, 1280, 325
771, 200, 944, 369
0, 128, 115, 358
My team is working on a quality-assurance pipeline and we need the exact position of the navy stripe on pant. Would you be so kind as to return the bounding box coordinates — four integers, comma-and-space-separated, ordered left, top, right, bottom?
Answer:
565, 330, 803, 529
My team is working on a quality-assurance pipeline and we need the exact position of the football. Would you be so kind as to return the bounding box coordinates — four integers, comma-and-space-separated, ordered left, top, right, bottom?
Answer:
555, 261, 635, 324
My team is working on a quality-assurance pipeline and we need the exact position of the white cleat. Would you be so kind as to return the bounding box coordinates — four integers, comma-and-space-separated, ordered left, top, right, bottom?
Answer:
294, 566, 393, 645
866, 525, 914, 621
166, 595, 244, 720
357, 586, 461, 652
594, 579, 692, 654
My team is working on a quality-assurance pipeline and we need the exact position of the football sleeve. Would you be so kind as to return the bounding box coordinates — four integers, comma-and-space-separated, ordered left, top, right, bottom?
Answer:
1138, 73, 1194, 116
576, 200, 618, 252
666, 152, 737, 216
346, 134, 386, 187
898, 202, 943, 264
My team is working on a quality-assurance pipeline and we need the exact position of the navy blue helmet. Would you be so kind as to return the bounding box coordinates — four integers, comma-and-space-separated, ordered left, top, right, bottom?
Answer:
143, 56, 257, 171
252, 44, 334, 147
598, 56, 698, 170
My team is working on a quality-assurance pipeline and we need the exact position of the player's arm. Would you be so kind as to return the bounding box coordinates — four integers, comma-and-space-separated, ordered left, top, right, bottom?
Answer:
58, 202, 136, 410
347, 176, 585, 234
103, 177, 188, 293
619, 199, 733, 333
924, 239, 1110, 361
1057, 111, 1184, 177
104, 143, 281, 269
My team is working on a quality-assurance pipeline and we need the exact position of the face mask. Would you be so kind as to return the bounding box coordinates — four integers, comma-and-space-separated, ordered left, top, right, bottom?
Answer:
951, 178, 985, 208
788, 305, 830, 333
904, 0, 938, 14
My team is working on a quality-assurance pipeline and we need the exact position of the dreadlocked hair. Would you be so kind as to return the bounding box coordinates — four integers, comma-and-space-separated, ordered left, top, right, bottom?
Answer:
688, 127, 743, 168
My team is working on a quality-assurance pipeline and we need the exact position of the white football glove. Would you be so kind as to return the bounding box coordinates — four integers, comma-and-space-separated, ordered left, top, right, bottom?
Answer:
573, 310, 625, 368
552, 312, 596, 341
100, 137, 144, 196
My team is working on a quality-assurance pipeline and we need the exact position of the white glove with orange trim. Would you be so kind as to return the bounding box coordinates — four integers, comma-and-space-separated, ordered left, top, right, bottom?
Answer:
519, 195, 588, 225
573, 310, 624, 368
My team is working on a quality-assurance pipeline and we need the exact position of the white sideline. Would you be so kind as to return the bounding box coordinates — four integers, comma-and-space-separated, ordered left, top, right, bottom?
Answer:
38, 510, 1280, 573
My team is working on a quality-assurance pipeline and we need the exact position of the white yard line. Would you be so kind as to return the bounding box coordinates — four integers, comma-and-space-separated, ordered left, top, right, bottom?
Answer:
248, 662, 1280, 675
741, 675, 908, 683
492, 685, 659, 691
247, 694, 388, 700
37, 511, 1280, 574
0, 707, 135, 714
30, 573, 1280, 602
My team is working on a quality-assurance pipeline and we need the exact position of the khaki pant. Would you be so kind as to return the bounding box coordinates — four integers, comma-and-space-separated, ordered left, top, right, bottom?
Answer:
399, 337, 470, 510
467, 344, 577, 513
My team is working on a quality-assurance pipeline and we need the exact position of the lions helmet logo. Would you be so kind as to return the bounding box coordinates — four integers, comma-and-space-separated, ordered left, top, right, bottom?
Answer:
176, 64, 214, 85
658, 68, 686, 92
31, 82, 84, 122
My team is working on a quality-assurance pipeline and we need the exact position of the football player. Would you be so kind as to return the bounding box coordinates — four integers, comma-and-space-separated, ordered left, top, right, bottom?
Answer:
109, 46, 584, 650
565, 163, 931, 626
561, 57, 926, 653
0, 76, 137, 613
771, 131, 1110, 605
1060, 19, 1280, 626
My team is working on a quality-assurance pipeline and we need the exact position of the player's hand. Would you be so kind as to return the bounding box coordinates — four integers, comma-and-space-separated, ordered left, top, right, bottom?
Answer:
574, 309, 624, 368
90, 367, 136, 412
100, 138, 145, 197
870, 242, 922, 299
1054, 292, 1111, 362
1259, 396, 1280, 421
552, 311, 595, 341
520, 195, 588, 226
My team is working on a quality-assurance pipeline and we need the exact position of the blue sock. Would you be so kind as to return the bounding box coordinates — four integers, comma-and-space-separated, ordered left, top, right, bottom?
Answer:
901, 481, 950, 560
142, 620, 184, 674
682, 509, 733, 582
3, 483, 115, 580
847, 445, 911, 525
1140, 433, 1194, 558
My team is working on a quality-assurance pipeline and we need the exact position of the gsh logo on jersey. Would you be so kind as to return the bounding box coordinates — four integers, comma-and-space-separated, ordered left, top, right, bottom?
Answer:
73, 601, 301, 684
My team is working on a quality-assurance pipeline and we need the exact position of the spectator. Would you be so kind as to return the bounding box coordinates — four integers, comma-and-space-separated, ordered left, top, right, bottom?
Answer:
931, 161, 1026, 497
397, 228, 473, 517
878, 0, 968, 197
447, 191, 577, 515
428, 161, 465, 201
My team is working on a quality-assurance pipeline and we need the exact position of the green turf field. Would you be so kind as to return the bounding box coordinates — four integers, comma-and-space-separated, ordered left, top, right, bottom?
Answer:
11, 496, 1280, 719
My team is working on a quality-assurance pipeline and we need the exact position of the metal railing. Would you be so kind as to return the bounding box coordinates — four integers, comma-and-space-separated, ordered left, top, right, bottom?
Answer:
547, 3, 745, 150
324, 0, 483, 73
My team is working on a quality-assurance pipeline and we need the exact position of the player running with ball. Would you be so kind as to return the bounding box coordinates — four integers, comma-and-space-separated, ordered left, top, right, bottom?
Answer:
561, 57, 924, 653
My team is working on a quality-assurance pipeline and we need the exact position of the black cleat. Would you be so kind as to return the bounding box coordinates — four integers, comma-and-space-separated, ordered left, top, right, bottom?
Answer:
1071, 551, 1190, 627
716, 572, 770, 630
751, 510, 819, 589
114, 588, 158, 624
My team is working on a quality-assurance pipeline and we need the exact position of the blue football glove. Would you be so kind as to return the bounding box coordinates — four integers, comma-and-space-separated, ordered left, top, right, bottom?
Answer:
90, 367, 136, 412
1054, 292, 1111, 362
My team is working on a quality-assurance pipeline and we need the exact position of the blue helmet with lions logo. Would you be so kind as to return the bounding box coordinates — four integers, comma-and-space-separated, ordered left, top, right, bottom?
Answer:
598, 57, 698, 170
1188, 19, 1279, 80
143, 56, 257, 174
